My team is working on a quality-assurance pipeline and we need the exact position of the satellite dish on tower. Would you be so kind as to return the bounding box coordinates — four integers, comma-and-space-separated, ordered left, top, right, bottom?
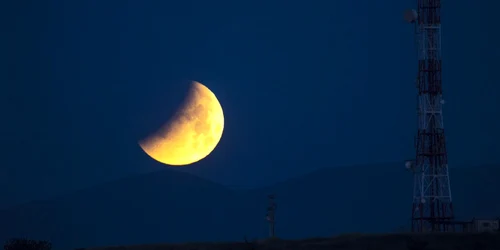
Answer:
405, 160, 415, 170
404, 9, 418, 23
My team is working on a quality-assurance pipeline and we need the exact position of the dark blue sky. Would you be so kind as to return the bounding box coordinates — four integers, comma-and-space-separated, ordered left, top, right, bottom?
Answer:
0, 0, 498, 207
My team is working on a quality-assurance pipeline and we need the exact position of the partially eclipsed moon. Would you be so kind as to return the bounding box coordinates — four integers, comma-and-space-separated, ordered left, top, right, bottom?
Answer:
139, 81, 224, 166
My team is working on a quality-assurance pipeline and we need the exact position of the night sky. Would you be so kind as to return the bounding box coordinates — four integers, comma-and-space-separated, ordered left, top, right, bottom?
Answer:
1, 0, 498, 208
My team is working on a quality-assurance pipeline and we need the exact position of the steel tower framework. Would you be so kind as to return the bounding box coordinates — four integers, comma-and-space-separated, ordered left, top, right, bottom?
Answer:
410, 0, 454, 232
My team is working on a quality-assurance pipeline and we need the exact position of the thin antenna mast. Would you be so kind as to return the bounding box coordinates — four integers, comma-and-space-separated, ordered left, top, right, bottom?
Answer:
266, 194, 276, 238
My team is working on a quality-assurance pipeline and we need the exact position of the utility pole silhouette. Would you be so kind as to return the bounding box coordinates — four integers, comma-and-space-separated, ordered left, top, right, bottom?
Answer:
266, 194, 276, 238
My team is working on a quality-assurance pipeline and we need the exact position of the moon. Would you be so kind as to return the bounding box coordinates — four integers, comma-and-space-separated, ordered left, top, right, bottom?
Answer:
139, 81, 224, 166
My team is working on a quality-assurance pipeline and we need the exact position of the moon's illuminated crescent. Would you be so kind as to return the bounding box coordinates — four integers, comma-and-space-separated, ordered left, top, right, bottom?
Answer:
139, 81, 224, 166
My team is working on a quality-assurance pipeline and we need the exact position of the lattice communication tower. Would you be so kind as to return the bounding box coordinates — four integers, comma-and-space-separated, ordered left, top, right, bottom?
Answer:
403, 0, 454, 232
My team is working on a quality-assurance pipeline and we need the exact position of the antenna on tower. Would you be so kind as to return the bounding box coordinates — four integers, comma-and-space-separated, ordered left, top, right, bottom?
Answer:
266, 194, 276, 238
403, 9, 418, 23
404, 160, 416, 172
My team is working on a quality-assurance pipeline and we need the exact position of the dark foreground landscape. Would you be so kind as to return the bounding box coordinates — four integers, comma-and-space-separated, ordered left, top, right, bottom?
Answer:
1, 164, 500, 249
85, 233, 500, 250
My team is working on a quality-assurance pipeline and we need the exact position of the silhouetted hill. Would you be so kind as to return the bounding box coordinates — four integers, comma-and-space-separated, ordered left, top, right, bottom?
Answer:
241, 163, 500, 239
84, 233, 500, 250
0, 169, 247, 249
0, 164, 499, 249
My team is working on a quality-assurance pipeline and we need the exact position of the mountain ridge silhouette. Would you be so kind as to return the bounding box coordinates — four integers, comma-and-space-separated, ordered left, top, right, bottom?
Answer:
0, 163, 498, 250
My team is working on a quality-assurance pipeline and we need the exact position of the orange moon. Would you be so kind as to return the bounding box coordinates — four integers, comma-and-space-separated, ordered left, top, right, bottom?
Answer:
139, 81, 224, 166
